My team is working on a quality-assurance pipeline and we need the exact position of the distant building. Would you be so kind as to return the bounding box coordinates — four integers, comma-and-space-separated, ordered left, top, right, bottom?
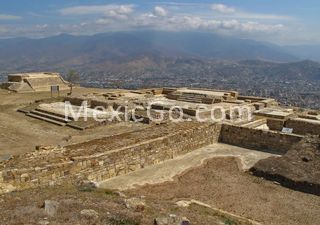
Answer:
1, 72, 70, 92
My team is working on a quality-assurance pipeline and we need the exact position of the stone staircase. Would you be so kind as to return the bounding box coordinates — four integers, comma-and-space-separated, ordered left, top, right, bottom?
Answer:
27, 108, 72, 126
6, 82, 34, 92
177, 93, 204, 103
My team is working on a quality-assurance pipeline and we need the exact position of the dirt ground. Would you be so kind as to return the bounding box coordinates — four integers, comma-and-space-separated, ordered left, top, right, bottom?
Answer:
0, 88, 147, 158
251, 136, 320, 196
128, 157, 320, 225
1, 157, 319, 225
0, 183, 257, 225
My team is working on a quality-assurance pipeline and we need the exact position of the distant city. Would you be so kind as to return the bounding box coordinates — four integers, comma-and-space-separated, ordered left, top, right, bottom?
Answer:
2, 59, 320, 110
81, 77, 320, 110
75, 60, 320, 110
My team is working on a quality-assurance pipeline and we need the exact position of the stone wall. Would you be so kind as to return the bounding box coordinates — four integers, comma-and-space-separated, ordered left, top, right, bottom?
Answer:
285, 118, 320, 135
0, 122, 221, 192
8, 75, 23, 82
0, 119, 309, 193
162, 87, 177, 95
22, 76, 70, 92
267, 118, 285, 131
219, 124, 303, 154
64, 96, 90, 106
90, 99, 113, 109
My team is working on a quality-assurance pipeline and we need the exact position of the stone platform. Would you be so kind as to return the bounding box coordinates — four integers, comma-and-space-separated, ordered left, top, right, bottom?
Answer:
2, 72, 70, 93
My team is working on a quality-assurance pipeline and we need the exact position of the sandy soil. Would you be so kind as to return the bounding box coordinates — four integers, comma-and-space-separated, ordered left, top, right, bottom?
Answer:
128, 157, 320, 225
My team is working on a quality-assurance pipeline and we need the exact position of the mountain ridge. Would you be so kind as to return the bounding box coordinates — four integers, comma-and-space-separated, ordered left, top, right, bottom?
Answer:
0, 30, 302, 71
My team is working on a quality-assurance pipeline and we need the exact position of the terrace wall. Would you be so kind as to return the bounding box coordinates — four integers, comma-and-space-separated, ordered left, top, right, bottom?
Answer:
285, 118, 320, 135
0, 122, 221, 192
219, 124, 303, 154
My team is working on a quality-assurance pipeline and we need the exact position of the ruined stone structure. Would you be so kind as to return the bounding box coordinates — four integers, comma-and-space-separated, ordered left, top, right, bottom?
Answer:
1, 85, 320, 193
285, 118, 320, 135
0, 122, 221, 191
1, 72, 70, 92
0, 118, 313, 192
220, 124, 303, 154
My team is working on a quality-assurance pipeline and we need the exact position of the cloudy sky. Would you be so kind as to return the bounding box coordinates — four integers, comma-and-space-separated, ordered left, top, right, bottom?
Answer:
0, 0, 319, 45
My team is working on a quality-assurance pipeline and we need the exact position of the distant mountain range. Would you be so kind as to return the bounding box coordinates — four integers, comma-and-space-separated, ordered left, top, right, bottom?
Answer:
1, 31, 319, 109
283, 45, 320, 61
0, 30, 319, 72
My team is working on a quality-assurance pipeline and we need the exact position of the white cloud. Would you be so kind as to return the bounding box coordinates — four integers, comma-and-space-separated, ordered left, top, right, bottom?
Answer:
233, 12, 293, 20
61, 4, 135, 24
240, 22, 284, 32
211, 4, 293, 21
0, 14, 21, 20
60, 4, 134, 16
59, 3, 290, 33
161, 16, 284, 33
211, 4, 235, 14
105, 11, 130, 20
0, 3, 291, 42
153, 6, 168, 17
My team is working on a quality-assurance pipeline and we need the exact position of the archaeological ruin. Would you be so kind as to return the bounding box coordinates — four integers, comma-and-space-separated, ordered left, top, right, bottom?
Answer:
1, 72, 70, 93
0, 84, 319, 195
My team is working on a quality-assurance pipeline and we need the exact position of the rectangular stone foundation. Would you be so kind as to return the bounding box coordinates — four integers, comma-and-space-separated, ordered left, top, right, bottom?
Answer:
0, 122, 221, 192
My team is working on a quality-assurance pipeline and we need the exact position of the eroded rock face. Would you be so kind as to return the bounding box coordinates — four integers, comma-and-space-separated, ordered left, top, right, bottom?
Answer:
250, 136, 320, 196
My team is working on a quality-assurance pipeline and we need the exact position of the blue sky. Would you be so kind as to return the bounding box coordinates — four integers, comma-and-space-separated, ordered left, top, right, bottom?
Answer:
0, 0, 319, 45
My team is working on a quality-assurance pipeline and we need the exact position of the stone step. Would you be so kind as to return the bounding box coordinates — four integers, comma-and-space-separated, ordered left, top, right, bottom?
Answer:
66, 123, 86, 131
35, 108, 75, 121
27, 112, 67, 126
179, 100, 202, 103
178, 95, 202, 99
31, 110, 71, 123
181, 94, 203, 97
178, 100, 202, 104
179, 97, 202, 100
17, 108, 31, 114
179, 96, 202, 99
179, 95, 203, 99
178, 96, 203, 103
